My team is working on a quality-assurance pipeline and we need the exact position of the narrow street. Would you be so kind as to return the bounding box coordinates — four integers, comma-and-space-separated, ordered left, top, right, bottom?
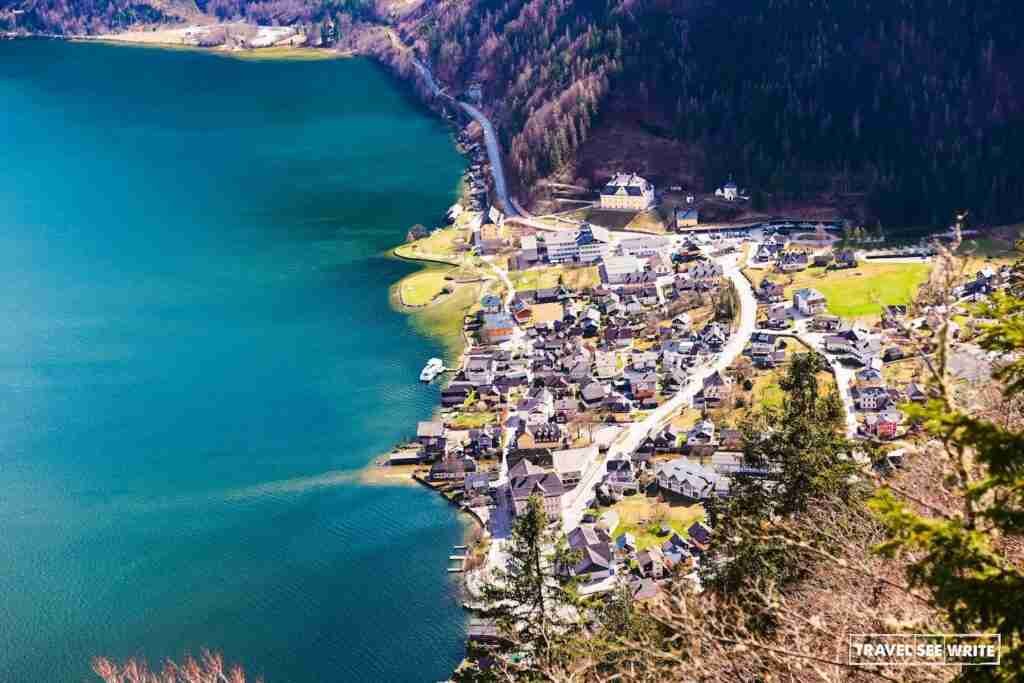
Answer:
792, 322, 860, 438
560, 250, 757, 531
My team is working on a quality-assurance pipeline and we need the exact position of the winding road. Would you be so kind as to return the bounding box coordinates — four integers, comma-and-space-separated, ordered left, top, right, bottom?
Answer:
407, 55, 519, 217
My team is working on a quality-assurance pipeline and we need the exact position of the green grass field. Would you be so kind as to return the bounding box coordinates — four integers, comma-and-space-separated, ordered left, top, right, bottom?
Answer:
776, 262, 931, 318
405, 281, 480, 359
398, 269, 450, 306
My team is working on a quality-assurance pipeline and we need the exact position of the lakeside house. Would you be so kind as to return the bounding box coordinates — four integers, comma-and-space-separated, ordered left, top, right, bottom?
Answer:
507, 459, 565, 519
481, 312, 515, 344
599, 173, 655, 212
429, 456, 477, 481
416, 421, 447, 459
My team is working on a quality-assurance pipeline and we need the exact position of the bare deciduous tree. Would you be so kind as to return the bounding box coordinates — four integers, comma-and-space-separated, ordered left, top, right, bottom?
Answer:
92, 650, 260, 683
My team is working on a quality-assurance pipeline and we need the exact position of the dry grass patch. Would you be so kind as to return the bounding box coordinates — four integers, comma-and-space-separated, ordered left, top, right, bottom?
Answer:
625, 208, 670, 234
609, 494, 706, 551
394, 226, 463, 263
508, 264, 600, 291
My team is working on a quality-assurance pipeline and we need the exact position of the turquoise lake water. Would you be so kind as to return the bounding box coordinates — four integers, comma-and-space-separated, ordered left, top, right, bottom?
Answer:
0, 40, 466, 682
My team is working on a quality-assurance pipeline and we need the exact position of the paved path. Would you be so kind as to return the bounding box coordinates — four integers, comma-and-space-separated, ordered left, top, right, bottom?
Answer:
457, 100, 517, 217
793, 321, 859, 438
759, 322, 860, 439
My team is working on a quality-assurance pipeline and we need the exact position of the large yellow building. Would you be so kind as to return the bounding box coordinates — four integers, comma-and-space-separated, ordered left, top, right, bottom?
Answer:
599, 173, 655, 211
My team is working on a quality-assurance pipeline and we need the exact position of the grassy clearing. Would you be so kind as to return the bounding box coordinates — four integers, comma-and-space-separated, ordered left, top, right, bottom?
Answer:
884, 356, 929, 387
393, 227, 463, 264
669, 408, 703, 432
722, 366, 836, 426
725, 343, 836, 423
745, 262, 931, 318
508, 265, 601, 291
625, 208, 669, 234
226, 47, 341, 61
770, 262, 931, 318
398, 269, 450, 306
609, 495, 706, 551
581, 208, 637, 231
750, 371, 786, 410
406, 281, 481, 360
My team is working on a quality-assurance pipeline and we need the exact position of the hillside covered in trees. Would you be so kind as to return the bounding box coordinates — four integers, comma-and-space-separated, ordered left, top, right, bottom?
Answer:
399, 0, 1024, 228
4, 0, 1022, 228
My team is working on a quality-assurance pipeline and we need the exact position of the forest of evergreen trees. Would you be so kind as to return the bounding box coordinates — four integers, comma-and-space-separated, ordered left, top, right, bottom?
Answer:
402, 0, 1024, 228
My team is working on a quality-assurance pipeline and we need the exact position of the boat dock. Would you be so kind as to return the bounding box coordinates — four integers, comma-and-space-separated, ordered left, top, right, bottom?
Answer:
447, 546, 468, 573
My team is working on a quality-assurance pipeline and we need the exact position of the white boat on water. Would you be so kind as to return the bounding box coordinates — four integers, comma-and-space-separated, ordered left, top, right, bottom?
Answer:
420, 357, 445, 382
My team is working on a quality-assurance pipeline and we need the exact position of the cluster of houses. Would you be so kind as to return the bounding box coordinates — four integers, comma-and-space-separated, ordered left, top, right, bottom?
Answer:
398, 222, 742, 536
752, 232, 857, 273
456, 129, 493, 213
800, 292, 908, 440
560, 411, 780, 594
953, 265, 1015, 301
560, 516, 714, 595
749, 280, 917, 441
409, 173, 1019, 667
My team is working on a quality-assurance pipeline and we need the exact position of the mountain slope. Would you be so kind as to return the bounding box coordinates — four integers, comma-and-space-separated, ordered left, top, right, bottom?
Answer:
401, 0, 1024, 228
